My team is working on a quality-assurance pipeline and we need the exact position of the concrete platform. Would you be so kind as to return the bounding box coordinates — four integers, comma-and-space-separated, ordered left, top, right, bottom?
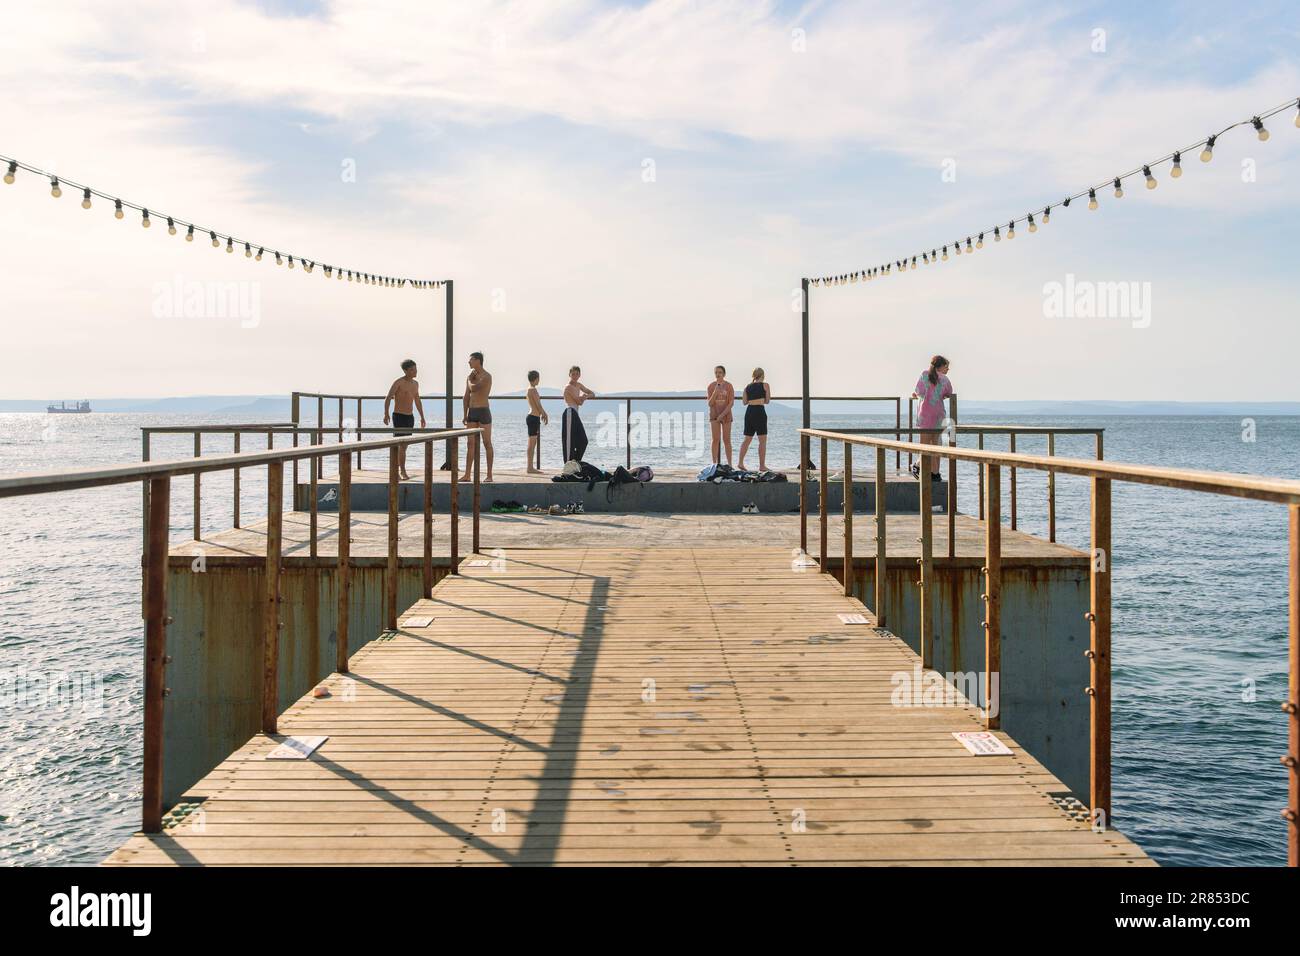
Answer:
294, 466, 944, 515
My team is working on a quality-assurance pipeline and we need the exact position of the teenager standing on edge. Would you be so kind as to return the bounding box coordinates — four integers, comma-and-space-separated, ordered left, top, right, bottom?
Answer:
707, 365, 735, 466
737, 368, 770, 472
525, 370, 548, 474
383, 358, 425, 481
911, 355, 953, 481
460, 351, 493, 483
562, 365, 596, 464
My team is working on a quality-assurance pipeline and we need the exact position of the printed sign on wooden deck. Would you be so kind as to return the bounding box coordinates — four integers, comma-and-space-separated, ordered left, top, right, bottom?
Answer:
952, 731, 1013, 756
265, 736, 328, 760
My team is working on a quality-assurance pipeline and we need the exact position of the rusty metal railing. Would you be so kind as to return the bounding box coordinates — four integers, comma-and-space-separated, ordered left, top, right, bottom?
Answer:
0, 427, 483, 836
831, 423, 1105, 551
797, 426, 1300, 866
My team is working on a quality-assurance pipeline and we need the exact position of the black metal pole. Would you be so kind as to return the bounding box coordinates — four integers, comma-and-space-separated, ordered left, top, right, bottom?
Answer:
801, 278, 812, 467
441, 279, 454, 469
445, 279, 454, 431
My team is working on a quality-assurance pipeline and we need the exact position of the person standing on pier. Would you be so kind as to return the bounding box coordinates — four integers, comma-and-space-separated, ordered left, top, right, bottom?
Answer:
737, 368, 770, 472
562, 366, 596, 464
525, 370, 548, 474
382, 358, 425, 481
912, 355, 953, 481
707, 365, 735, 466
460, 352, 494, 483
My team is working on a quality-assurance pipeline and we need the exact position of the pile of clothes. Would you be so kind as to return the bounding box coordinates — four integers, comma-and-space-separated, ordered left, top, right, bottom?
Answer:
696, 463, 788, 483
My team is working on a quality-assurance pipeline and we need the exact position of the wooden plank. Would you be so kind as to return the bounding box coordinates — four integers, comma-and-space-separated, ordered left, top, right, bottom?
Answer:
105, 547, 1150, 867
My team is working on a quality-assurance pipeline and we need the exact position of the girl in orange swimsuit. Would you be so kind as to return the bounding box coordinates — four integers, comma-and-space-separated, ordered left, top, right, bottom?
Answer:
707, 365, 735, 466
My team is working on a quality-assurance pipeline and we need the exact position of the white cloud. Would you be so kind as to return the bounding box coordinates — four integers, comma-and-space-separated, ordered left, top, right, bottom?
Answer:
0, 0, 1298, 400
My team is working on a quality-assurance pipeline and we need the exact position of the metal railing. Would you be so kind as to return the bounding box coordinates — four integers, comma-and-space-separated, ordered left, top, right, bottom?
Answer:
838, 422, 1105, 548
292, 389, 906, 469
797, 426, 1300, 866
0, 427, 483, 834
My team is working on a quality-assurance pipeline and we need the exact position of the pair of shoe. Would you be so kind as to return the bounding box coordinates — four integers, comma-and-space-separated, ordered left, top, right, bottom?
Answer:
741, 502, 759, 514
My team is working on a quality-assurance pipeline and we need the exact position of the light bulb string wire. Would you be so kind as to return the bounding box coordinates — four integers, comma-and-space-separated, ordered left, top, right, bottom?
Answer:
809, 95, 1300, 283
0, 152, 448, 287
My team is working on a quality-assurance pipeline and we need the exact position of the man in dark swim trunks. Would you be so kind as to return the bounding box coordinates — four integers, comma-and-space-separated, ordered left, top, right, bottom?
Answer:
383, 358, 426, 480
461, 351, 494, 482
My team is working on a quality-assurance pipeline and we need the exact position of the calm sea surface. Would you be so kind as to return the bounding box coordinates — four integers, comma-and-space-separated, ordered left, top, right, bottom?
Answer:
0, 410, 1295, 866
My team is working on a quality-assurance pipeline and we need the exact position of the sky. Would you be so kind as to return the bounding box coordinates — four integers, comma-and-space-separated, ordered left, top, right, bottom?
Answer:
1, 0, 1298, 401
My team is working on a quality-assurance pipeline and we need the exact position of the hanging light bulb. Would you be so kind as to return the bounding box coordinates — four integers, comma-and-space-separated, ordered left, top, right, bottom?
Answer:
275, 252, 283, 265
288, 256, 295, 269
114, 199, 124, 220
1088, 188, 1098, 210
1144, 165, 1157, 190
210, 231, 219, 248
1113, 177, 1124, 199
141, 208, 151, 228
965, 237, 973, 253
1253, 116, 1269, 141
976, 233, 984, 249
1028, 214, 1037, 233
1170, 152, 1182, 178
1200, 134, 1215, 162
993, 226, 1001, 242
3, 161, 16, 184
941, 246, 949, 261
167, 217, 176, 235
1063, 196, 1071, 208
1007, 220, 1015, 239
81, 187, 92, 209
186, 224, 194, 241
347, 271, 353, 281
256, 247, 264, 261
50, 177, 62, 198
1042, 206, 1050, 225
910, 257, 917, 270
226, 237, 234, 253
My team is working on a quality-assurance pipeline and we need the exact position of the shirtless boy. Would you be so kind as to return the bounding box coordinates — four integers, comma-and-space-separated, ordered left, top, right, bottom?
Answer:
383, 359, 426, 480
525, 370, 548, 474
461, 351, 493, 482
561, 365, 596, 464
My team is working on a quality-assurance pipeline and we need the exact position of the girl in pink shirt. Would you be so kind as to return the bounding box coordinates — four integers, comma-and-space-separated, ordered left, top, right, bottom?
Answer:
912, 355, 953, 479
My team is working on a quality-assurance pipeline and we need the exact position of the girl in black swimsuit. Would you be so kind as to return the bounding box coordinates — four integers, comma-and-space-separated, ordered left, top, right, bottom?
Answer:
738, 368, 770, 472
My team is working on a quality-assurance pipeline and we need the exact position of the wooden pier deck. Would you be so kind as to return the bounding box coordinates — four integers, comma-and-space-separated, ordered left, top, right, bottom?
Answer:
105, 547, 1151, 866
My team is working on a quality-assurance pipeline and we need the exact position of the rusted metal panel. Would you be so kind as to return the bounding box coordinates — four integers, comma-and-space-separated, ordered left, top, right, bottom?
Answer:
161, 560, 452, 808
839, 557, 1091, 797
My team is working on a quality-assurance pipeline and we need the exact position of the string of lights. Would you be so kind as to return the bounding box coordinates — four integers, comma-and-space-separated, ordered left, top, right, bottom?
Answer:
0, 152, 447, 289
807, 96, 1300, 287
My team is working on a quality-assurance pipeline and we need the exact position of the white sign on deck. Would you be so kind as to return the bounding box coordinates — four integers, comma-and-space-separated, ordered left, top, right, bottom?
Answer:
266, 735, 328, 760
837, 613, 870, 625
465, 559, 493, 568
952, 731, 1013, 756
403, 616, 434, 628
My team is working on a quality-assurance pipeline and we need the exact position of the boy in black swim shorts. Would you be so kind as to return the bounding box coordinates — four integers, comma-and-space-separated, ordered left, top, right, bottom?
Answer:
525, 370, 548, 473
383, 358, 425, 480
